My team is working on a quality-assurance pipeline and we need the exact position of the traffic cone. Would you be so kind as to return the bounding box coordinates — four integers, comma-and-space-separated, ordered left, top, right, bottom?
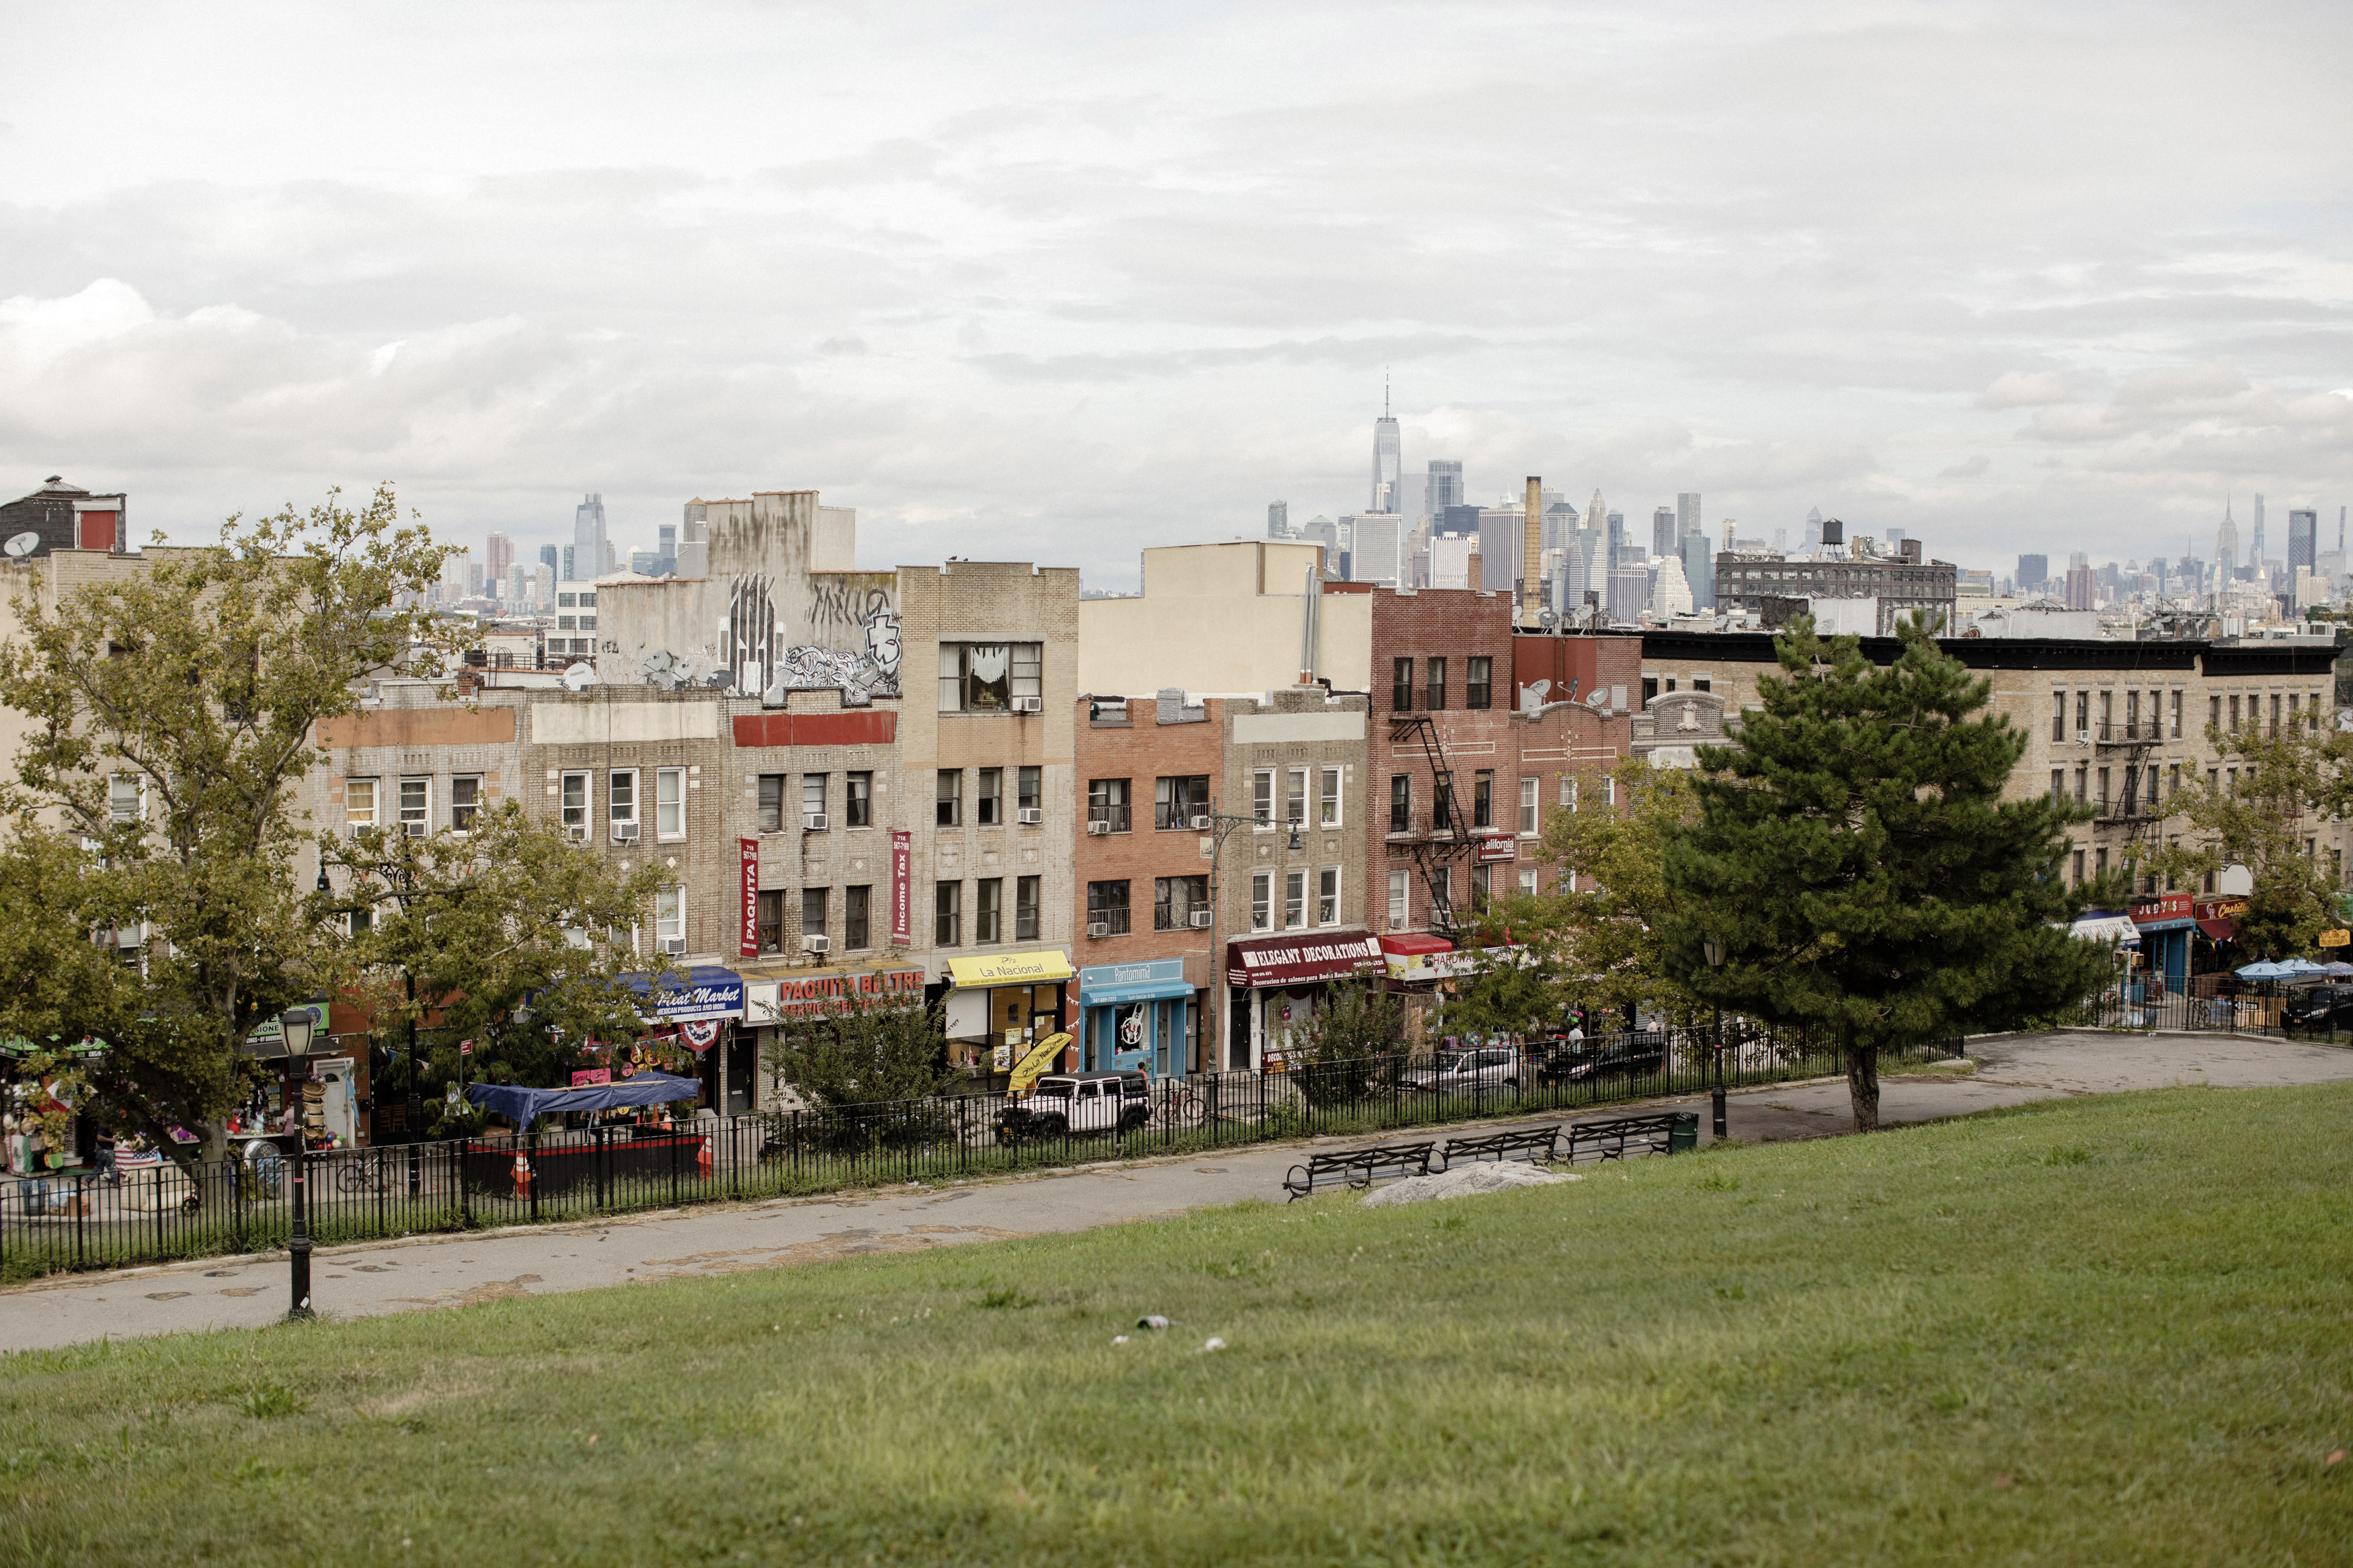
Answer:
512, 1151, 531, 1199
696, 1138, 713, 1180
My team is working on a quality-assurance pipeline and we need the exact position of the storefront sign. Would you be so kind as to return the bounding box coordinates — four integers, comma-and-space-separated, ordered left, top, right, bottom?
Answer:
570, 1069, 612, 1087
627, 965, 746, 1022
947, 950, 1076, 987
1474, 835, 1519, 864
890, 830, 912, 945
750, 966, 928, 1022
1078, 958, 1193, 1007
2130, 893, 2192, 924
1224, 932, 1383, 989
739, 837, 760, 958
2323, 930, 2351, 948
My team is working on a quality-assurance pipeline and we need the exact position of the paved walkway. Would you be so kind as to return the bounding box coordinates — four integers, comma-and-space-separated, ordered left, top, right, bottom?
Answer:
3, 1030, 2346, 1354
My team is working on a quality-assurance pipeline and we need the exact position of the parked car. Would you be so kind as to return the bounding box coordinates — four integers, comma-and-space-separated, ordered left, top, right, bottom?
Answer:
1537, 1032, 1668, 1087
2282, 983, 2353, 1034
1401, 1047, 1521, 1092
995, 1072, 1150, 1142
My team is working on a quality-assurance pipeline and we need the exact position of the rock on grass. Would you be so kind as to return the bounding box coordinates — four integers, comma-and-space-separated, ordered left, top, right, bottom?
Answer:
1360, 1163, 1582, 1207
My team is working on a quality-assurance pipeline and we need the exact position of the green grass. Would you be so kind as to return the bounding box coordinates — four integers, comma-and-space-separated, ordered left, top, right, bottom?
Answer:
3, 1085, 2350, 1565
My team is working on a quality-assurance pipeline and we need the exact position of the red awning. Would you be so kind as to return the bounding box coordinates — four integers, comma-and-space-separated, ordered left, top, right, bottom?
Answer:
1226, 932, 1383, 990
2196, 918, 2239, 942
1377, 933, 1453, 957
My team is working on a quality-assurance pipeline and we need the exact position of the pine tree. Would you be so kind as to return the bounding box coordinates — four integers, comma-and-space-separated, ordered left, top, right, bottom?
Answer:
1662, 616, 2115, 1131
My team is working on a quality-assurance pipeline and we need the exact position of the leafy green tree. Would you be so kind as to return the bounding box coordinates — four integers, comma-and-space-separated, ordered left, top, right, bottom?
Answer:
1662, 616, 2115, 1132
768, 990, 953, 1111
1285, 979, 1406, 1107
0, 487, 446, 1165
2152, 717, 2348, 960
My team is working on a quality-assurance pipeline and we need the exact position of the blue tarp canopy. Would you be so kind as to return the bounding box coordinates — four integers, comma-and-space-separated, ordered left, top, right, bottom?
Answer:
466, 1071, 702, 1127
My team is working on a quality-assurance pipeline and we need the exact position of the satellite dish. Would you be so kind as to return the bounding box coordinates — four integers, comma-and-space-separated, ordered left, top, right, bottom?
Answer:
1585, 690, 1610, 711
561, 662, 595, 691
3, 532, 39, 559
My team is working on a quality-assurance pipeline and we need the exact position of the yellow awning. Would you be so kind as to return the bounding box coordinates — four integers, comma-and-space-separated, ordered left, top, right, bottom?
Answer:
947, 950, 1075, 988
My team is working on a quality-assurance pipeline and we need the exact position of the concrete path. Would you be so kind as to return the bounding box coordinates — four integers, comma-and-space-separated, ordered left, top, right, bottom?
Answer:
3, 1030, 2345, 1354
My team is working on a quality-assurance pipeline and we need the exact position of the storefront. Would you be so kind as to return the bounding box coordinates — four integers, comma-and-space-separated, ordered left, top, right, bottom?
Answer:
624, 965, 746, 1112
239, 1006, 367, 1149
2192, 897, 2247, 977
1223, 931, 1384, 1071
2128, 893, 2197, 993
1077, 958, 1197, 1077
943, 951, 1075, 1077
744, 964, 928, 1110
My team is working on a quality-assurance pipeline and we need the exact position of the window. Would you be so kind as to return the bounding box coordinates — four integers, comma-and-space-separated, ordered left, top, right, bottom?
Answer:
803, 773, 827, 827
2075, 766, 2087, 801
1086, 880, 1130, 936
2229, 695, 2241, 731
349, 906, 372, 936
559, 773, 588, 836
976, 768, 1002, 827
757, 890, 783, 954
1693, 675, 1711, 694
451, 776, 481, 832
1252, 769, 1275, 825
1425, 657, 1447, 710
2095, 848, 2108, 879
108, 775, 143, 825
1320, 766, 1343, 827
2168, 763, 2181, 797
1602, 776, 1616, 809
1154, 876, 1207, 930
2171, 690, 2183, 739
346, 778, 378, 829
1562, 776, 1577, 811
758, 775, 785, 832
1392, 657, 1414, 710
801, 887, 828, 946
936, 770, 961, 827
1641, 676, 1659, 706
2271, 694, 2282, 737
846, 771, 873, 828
2050, 770, 2065, 800
1519, 776, 1539, 835
654, 886, 682, 949
1519, 868, 1540, 897
1017, 766, 1040, 816
1472, 770, 1492, 830
1014, 876, 1039, 942
2208, 695, 2221, 732
1285, 868, 1307, 928
1251, 871, 1273, 932
1466, 657, 1492, 710
1088, 778, 1131, 832
1389, 774, 1410, 833
1387, 869, 1410, 927
609, 770, 636, 830
1470, 864, 1491, 912
1285, 768, 1308, 825
2051, 693, 2065, 743
1156, 775, 1209, 831
2146, 768, 2159, 808
656, 768, 684, 839
2075, 692, 2089, 736
1317, 866, 1339, 925
2072, 849, 2085, 885
937, 643, 1043, 712
976, 878, 1002, 943
934, 882, 962, 946
399, 778, 430, 837
2097, 768, 2110, 809
845, 886, 871, 949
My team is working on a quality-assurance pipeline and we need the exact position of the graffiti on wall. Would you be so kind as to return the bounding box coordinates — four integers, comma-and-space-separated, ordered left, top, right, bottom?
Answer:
633, 575, 902, 706
764, 604, 901, 708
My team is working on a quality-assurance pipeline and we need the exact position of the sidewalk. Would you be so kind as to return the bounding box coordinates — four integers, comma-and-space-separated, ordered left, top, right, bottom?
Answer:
3, 1028, 2346, 1354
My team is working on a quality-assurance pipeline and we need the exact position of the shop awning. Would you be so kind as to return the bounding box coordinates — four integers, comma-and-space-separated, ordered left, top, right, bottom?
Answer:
2132, 918, 2198, 934
1226, 931, 1383, 990
2067, 914, 2140, 946
1078, 958, 1195, 1007
623, 965, 746, 1022
467, 1070, 702, 1127
947, 950, 1074, 988
1380, 932, 1454, 981
2196, 918, 2239, 942
746, 966, 928, 1023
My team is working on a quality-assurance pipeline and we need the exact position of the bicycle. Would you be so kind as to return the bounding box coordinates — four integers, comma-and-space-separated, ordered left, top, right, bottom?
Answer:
1153, 1079, 1204, 1127
335, 1149, 393, 1194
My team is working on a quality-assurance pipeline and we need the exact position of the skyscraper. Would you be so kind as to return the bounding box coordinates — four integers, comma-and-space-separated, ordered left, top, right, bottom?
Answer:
1267, 501, 1291, 538
2289, 508, 2317, 573
1681, 531, 1714, 612
2016, 554, 2048, 593
485, 531, 514, 595
572, 493, 611, 581
1677, 493, 1701, 549
2215, 500, 2239, 587
1804, 507, 1824, 553
1345, 513, 1406, 587
2251, 493, 2266, 571
1369, 382, 1402, 513
1424, 460, 1463, 520
539, 544, 559, 577
1651, 506, 1677, 560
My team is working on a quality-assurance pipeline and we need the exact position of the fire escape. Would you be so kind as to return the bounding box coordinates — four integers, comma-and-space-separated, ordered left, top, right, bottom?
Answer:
2093, 718, 2165, 872
1388, 714, 1475, 934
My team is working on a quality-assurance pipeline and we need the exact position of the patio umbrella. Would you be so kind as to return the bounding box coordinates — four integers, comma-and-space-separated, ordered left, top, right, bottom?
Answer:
2321, 962, 2353, 976
2276, 958, 2327, 975
2235, 961, 2293, 979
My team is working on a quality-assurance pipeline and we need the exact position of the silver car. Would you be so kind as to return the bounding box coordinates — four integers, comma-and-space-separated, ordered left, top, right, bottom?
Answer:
1402, 1047, 1520, 1091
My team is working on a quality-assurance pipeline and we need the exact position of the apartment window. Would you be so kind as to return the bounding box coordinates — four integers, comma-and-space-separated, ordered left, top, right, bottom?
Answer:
1392, 657, 1414, 711
1014, 876, 1039, 941
845, 886, 871, 950
1250, 871, 1273, 932
1641, 677, 1659, 706
450, 776, 481, 832
1387, 868, 1410, 927
1602, 776, 1617, 809
975, 768, 1003, 827
1154, 876, 1207, 930
2120, 766, 2138, 814
1016, 766, 1040, 817
2099, 692, 2112, 735
2125, 690, 2140, 738
975, 878, 1002, 943
1156, 775, 1209, 831
1425, 657, 1447, 710
108, 775, 143, 825
346, 778, 378, 829
2051, 692, 2065, 743
2168, 763, 2181, 798
1389, 775, 1410, 833
654, 886, 682, 950
1693, 675, 1712, 694
391, 777, 427, 838
934, 882, 962, 946
2171, 690, 2183, 739
2095, 848, 2108, 879
2229, 695, 2241, 731
756, 776, 785, 833
2097, 769, 2110, 810
794, 774, 823, 829
1472, 770, 1493, 830
1466, 657, 1492, 710
846, 771, 873, 828
1086, 880, 1129, 936
2072, 849, 2085, 884
2209, 696, 2221, 732
1285, 767, 1308, 825
801, 887, 828, 946
2270, 694, 2282, 737
1320, 766, 1343, 827
1562, 776, 1577, 811
609, 770, 636, 831
757, 890, 783, 954
2146, 768, 2159, 808
936, 770, 962, 827
1434, 774, 1458, 834
1252, 769, 1275, 825
1088, 778, 1131, 832
559, 773, 588, 836
1317, 866, 1339, 925
2075, 692, 2089, 737
937, 643, 1043, 712
1284, 868, 1307, 928
1470, 864, 1492, 912
1519, 868, 1540, 897
1519, 776, 1538, 835
655, 768, 685, 839
2050, 770, 2064, 800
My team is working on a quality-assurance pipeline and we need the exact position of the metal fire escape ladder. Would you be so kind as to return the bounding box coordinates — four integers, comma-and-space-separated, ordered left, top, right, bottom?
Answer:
1389, 714, 1472, 935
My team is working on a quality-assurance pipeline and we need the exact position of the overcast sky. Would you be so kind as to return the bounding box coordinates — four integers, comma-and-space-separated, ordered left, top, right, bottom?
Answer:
2, 1, 2348, 585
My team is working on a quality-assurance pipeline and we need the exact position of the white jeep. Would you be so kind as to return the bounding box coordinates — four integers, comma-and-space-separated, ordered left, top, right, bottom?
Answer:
995, 1071, 1150, 1143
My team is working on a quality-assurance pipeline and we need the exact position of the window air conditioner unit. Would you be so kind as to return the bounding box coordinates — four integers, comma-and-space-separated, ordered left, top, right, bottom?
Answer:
1087, 921, 1111, 940
1189, 910, 1213, 928
1189, 815, 1211, 830
803, 812, 829, 831
1086, 819, 1112, 835
2077, 729, 2091, 745
565, 825, 588, 843
803, 935, 832, 954
658, 936, 686, 955
1017, 808, 1043, 825
1010, 696, 1043, 714
611, 821, 639, 843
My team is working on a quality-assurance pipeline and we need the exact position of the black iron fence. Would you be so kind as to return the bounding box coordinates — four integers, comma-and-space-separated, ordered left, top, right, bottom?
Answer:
0, 1026, 1958, 1284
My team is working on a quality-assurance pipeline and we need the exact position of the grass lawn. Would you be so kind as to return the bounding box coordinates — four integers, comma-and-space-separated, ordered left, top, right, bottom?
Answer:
2, 1085, 2348, 1565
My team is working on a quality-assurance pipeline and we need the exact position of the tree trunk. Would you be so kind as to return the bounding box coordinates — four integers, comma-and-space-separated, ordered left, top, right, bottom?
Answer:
1845, 1040, 1880, 1132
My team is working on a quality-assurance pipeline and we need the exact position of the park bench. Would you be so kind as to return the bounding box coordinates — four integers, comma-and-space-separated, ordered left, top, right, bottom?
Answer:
1439, 1124, 1563, 1170
1559, 1112, 1693, 1163
1281, 1141, 1435, 1201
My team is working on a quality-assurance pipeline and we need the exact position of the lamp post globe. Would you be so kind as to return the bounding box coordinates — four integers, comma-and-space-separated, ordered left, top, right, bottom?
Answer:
280, 1007, 318, 1321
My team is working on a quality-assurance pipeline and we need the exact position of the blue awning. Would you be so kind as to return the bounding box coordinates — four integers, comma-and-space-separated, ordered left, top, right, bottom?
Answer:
1078, 958, 1195, 1007
467, 1071, 703, 1127
2132, 918, 2198, 934
623, 965, 745, 1022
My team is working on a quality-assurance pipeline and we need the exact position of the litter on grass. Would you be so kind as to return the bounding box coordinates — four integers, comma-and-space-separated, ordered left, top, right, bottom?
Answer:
1112, 1334, 1129, 1346
1199, 1337, 1226, 1353
1359, 1163, 1581, 1208
1137, 1314, 1171, 1331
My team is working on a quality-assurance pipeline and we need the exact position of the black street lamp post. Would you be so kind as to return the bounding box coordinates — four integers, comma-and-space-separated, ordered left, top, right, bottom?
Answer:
280, 1005, 318, 1320
1701, 939, 1728, 1141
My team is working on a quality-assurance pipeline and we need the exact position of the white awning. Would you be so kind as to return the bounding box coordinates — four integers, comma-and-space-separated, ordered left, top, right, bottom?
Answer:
2068, 914, 2141, 946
